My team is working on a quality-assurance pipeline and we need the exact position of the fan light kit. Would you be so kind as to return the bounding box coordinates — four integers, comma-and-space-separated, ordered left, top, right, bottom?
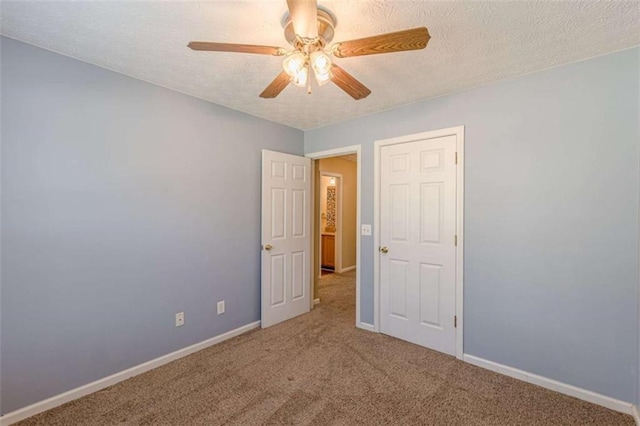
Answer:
282, 50, 332, 89
188, 0, 430, 100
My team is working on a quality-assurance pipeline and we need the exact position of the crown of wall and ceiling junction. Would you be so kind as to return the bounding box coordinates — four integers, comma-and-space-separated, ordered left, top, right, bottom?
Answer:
1, 1, 638, 130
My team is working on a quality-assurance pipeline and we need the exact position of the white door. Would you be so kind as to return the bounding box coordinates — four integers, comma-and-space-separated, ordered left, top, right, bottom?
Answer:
261, 150, 311, 328
379, 135, 457, 355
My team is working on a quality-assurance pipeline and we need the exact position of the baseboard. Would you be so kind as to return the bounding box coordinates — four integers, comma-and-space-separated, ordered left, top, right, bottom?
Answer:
0, 321, 261, 426
462, 354, 634, 416
356, 321, 376, 332
338, 265, 356, 273
313, 298, 320, 305
632, 404, 640, 425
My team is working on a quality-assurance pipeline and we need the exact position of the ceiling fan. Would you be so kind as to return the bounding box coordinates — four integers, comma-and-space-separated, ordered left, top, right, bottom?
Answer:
187, 0, 430, 100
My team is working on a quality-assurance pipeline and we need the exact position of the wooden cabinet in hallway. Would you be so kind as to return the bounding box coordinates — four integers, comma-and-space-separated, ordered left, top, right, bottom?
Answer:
321, 234, 335, 269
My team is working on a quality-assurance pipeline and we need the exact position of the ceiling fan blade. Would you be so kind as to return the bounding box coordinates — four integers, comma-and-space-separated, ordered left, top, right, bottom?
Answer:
188, 42, 285, 56
286, 0, 318, 39
259, 71, 291, 98
332, 27, 430, 58
330, 65, 371, 100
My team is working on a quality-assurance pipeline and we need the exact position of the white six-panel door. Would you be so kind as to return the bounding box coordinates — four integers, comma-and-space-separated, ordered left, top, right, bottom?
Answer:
379, 135, 457, 355
261, 150, 311, 328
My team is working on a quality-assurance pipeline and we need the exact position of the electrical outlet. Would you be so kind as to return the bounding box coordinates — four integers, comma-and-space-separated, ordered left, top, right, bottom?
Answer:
217, 301, 225, 315
361, 224, 372, 236
175, 312, 184, 327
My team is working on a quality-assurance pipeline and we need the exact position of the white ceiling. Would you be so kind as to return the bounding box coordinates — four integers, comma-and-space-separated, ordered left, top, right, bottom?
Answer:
2, 1, 639, 130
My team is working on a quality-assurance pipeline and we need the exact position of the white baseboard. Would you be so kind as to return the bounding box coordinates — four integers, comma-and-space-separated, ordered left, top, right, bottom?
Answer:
338, 265, 356, 273
632, 404, 640, 425
463, 354, 634, 416
0, 321, 261, 426
356, 321, 376, 332
313, 298, 320, 306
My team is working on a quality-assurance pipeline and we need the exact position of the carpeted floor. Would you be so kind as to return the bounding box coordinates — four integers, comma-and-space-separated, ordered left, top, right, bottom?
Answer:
17, 270, 633, 425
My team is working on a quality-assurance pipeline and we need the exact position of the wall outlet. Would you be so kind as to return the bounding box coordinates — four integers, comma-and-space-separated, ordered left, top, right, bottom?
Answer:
361, 224, 372, 236
217, 301, 225, 315
175, 312, 184, 327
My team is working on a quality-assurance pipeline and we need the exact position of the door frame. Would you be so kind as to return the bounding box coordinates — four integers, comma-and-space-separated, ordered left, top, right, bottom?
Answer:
306, 145, 362, 329
318, 171, 343, 275
374, 126, 465, 360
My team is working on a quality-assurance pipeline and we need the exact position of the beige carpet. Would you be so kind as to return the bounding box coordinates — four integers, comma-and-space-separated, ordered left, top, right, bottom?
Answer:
17, 271, 633, 425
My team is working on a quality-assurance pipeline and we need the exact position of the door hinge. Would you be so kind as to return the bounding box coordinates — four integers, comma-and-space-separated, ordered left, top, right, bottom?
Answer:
454, 235, 457, 246
455, 152, 458, 165
454, 315, 457, 328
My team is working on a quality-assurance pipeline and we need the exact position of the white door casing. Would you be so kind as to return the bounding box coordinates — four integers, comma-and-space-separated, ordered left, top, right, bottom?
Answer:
377, 128, 463, 357
261, 150, 311, 328
305, 145, 364, 329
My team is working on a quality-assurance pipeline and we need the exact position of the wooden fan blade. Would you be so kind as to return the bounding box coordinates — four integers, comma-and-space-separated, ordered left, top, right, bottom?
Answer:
287, 0, 318, 39
188, 42, 284, 56
330, 65, 371, 100
260, 71, 291, 98
332, 27, 430, 58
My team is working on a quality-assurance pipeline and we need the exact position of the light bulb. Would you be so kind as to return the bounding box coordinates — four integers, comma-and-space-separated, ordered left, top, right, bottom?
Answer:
282, 52, 307, 77
291, 66, 308, 87
310, 50, 332, 86
310, 51, 332, 75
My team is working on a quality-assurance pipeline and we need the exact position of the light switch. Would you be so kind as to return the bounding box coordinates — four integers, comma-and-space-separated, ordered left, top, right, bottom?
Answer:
361, 224, 372, 236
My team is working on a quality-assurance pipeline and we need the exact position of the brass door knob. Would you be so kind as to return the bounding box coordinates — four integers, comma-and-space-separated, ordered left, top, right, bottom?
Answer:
379, 246, 389, 254
264, 244, 273, 251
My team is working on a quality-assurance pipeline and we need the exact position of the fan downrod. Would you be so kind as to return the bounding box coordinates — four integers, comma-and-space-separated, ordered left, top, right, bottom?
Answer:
282, 7, 337, 48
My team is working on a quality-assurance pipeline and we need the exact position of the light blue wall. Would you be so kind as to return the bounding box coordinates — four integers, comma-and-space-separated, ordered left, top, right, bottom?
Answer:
0, 37, 303, 414
305, 48, 640, 403
2, 36, 639, 414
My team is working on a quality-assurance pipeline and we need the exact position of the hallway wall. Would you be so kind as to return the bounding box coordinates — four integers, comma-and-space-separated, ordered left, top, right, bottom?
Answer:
318, 157, 357, 270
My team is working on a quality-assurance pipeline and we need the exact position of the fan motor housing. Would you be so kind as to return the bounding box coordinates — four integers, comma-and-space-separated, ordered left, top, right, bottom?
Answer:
283, 8, 337, 47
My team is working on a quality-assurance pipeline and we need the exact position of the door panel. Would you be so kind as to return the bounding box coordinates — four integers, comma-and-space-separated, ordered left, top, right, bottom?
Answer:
262, 150, 311, 328
291, 251, 305, 300
420, 183, 442, 244
390, 184, 410, 241
419, 263, 442, 327
271, 188, 286, 239
292, 189, 305, 237
270, 254, 285, 306
389, 259, 409, 319
379, 135, 457, 355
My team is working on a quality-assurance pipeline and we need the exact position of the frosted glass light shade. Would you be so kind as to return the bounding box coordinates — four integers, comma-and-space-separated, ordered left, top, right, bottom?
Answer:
314, 69, 332, 86
291, 66, 308, 87
282, 52, 307, 77
310, 51, 331, 75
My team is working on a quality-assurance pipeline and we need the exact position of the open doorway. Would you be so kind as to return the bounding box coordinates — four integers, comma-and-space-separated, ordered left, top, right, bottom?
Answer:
307, 146, 361, 327
319, 172, 341, 276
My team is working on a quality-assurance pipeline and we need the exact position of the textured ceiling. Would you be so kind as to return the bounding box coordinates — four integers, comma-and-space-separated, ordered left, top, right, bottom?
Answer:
1, 1, 639, 130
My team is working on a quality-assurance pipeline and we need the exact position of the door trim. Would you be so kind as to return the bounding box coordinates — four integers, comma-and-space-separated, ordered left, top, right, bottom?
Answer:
319, 171, 343, 274
306, 145, 362, 329
374, 126, 465, 360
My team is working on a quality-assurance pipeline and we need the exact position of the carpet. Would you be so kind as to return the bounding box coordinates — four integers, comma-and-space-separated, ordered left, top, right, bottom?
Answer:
16, 271, 634, 425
